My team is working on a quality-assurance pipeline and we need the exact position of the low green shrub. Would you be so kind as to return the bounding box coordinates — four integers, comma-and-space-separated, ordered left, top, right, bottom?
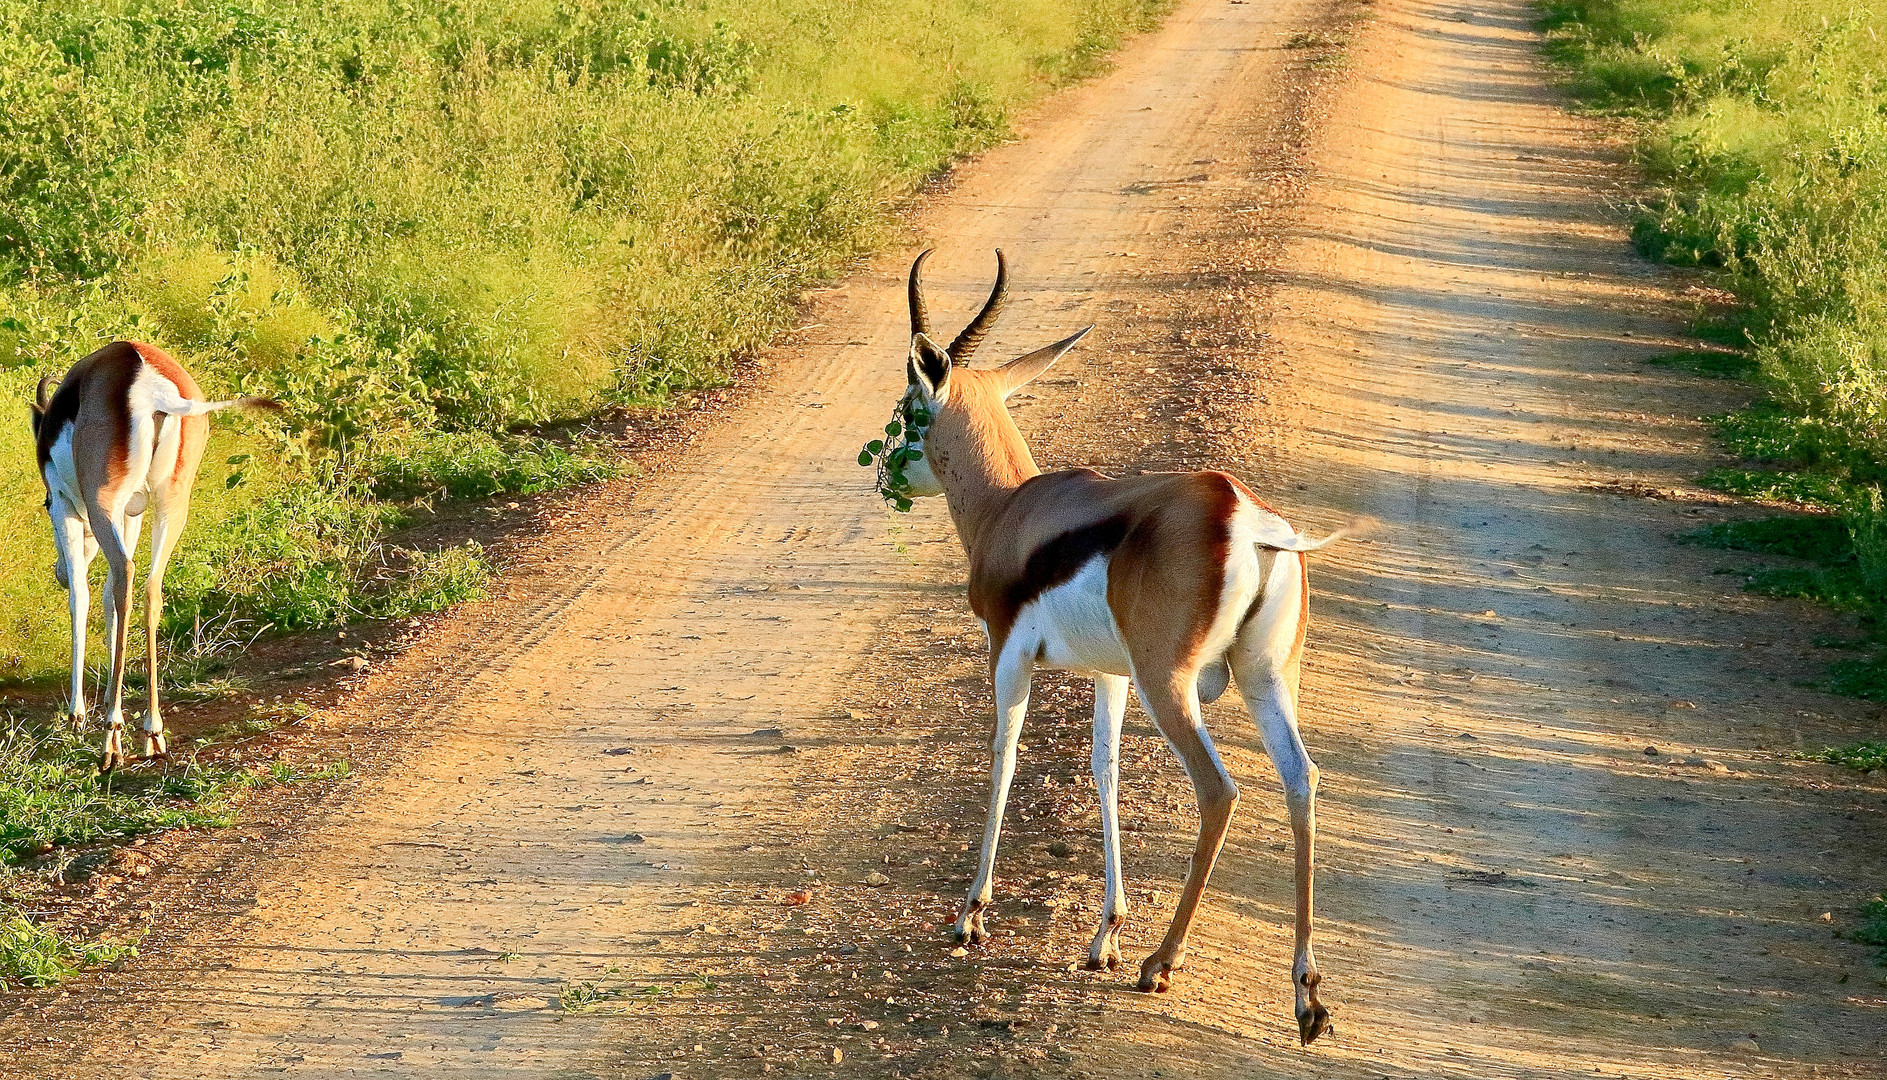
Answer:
0, 0, 1170, 680
1857, 895, 1887, 962
0, 715, 246, 863
370, 433, 617, 501
1811, 740, 1887, 772
0, 911, 134, 989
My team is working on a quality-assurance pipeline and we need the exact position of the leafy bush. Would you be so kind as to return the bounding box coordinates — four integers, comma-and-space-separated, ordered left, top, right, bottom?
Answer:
0, 911, 134, 988
371, 433, 617, 501
1857, 895, 1887, 962
1811, 741, 1887, 773
0, 0, 1169, 678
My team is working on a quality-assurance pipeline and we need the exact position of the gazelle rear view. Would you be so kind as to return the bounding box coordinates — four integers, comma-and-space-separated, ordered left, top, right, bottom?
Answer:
883, 250, 1363, 1044
30, 340, 279, 770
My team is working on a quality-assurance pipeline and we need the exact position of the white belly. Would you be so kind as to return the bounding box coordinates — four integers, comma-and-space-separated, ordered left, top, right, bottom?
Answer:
1006, 556, 1132, 676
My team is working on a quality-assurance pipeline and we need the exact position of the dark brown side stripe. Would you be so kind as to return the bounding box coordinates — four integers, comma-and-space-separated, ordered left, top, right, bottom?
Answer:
984, 514, 1132, 648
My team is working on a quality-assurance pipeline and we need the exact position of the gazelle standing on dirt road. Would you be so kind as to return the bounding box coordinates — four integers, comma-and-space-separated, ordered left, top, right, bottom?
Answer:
31, 340, 279, 770
867, 251, 1358, 1045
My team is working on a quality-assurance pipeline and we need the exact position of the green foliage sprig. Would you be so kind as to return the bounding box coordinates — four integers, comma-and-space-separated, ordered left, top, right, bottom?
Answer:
858, 399, 931, 512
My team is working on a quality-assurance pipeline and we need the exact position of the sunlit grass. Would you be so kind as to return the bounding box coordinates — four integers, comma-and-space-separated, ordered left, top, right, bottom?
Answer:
0, 0, 1168, 679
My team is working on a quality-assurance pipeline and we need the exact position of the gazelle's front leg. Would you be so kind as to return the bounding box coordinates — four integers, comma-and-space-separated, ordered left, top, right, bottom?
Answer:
955, 648, 1033, 946
1086, 673, 1130, 970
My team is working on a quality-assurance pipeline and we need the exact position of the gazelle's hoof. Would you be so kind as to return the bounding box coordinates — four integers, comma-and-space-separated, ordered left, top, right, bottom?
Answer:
1297, 1003, 1331, 1045
1136, 956, 1177, 993
142, 733, 169, 760
99, 728, 127, 774
952, 906, 988, 946
1084, 929, 1123, 971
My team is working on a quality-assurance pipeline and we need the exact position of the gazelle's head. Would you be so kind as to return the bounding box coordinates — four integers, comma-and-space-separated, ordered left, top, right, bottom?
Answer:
865, 249, 1089, 510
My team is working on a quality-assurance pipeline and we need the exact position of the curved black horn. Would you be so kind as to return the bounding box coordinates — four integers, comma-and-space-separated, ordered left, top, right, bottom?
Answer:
908, 249, 933, 339
947, 249, 1007, 362
32, 372, 53, 414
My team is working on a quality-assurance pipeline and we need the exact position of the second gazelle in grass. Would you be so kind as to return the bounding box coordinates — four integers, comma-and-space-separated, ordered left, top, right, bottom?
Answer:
878, 250, 1356, 1044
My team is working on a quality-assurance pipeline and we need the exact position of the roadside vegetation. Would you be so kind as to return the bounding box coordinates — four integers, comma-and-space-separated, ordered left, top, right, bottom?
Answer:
0, 704, 349, 987
1541, 0, 1887, 673
0, 0, 1166, 682
1540, 0, 1886, 941
0, 0, 1165, 989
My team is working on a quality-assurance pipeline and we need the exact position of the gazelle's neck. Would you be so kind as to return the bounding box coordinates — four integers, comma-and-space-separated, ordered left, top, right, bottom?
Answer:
934, 371, 1039, 558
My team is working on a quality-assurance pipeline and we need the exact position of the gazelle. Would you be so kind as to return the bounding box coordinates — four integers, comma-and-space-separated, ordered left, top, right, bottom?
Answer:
884, 251, 1357, 1045
30, 340, 279, 770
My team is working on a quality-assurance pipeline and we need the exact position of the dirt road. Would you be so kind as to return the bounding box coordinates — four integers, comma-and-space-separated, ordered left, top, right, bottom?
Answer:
6, 0, 1885, 1075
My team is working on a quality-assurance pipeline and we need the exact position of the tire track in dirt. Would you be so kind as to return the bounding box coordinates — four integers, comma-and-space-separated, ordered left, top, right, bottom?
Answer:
606, 0, 1887, 1077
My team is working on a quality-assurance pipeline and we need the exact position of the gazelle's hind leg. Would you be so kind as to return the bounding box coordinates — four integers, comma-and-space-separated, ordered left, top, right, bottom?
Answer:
90, 510, 137, 772
140, 503, 186, 759
1229, 551, 1330, 1045
954, 648, 1033, 947
1085, 673, 1130, 970
1132, 675, 1239, 994
50, 500, 93, 731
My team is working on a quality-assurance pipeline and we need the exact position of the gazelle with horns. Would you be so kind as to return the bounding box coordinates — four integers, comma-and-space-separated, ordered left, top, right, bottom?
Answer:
30, 341, 279, 770
882, 250, 1358, 1044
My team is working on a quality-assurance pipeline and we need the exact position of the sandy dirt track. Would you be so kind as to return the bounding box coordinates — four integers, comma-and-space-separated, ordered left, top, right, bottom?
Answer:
5, 0, 1886, 1075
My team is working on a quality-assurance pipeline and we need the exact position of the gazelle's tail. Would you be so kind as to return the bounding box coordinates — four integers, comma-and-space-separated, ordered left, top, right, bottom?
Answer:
152, 393, 284, 418
1268, 515, 1379, 553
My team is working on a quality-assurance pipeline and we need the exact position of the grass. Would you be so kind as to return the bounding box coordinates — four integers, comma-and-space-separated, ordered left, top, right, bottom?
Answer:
0, 0, 1170, 682
0, 703, 351, 987
0, 910, 135, 988
560, 971, 715, 1013
1644, 348, 1757, 379
0, 715, 247, 863
1539, 0, 1887, 929
1810, 740, 1887, 773
1857, 895, 1887, 962
0, 702, 355, 864
1683, 513, 1872, 609
1541, 0, 1887, 690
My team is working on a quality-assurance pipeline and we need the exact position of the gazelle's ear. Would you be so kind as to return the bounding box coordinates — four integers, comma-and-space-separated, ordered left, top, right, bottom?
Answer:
910, 333, 952, 396
997, 326, 1092, 399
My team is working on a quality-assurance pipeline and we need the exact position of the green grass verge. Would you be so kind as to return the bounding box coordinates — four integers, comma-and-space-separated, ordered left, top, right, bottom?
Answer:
0, 911, 135, 989
1644, 349, 1757, 380
0, 706, 351, 987
1542, 0, 1887, 702
0, 717, 248, 862
1809, 740, 1887, 773
0, 0, 1169, 680
1857, 895, 1887, 963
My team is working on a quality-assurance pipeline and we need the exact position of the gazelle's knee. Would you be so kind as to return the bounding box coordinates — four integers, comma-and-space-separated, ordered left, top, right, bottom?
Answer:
1276, 755, 1318, 810
1199, 774, 1240, 815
